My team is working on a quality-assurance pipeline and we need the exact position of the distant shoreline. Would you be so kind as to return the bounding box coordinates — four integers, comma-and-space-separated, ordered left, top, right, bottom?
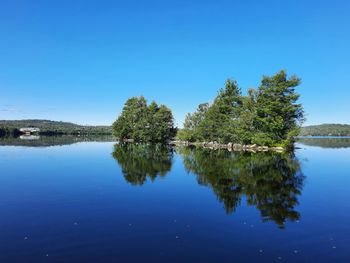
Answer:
297, 135, 350, 138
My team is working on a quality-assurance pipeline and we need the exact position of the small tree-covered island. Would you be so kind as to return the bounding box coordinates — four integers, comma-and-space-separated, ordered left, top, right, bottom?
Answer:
112, 97, 176, 143
113, 70, 304, 151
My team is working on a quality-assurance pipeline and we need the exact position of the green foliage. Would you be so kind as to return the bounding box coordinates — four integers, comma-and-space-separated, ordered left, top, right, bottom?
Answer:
177, 103, 209, 141
300, 124, 350, 136
197, 80, 242, 143
112, 143, 173, 185
254, 70, 304, 146
178, 70, 304, 147
113, 96, 175, 143
175, 129, 197, 142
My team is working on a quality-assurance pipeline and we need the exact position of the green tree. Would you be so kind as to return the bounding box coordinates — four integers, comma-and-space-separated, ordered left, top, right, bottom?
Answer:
113, 96, 175, 143
236, 88, 257, 144
177, 70, 304, 148
253, 70, 304, 147
176, 103, 209, 141
152, 104, 176, 142
112, 96, 147, 140
197, 79, 242, 143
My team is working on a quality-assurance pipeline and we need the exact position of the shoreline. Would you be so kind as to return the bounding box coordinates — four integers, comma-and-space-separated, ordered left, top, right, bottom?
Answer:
170, 141, 285, 152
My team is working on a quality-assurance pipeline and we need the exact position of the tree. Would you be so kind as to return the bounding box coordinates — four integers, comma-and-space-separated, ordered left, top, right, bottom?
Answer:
113, 96, 175, 143
112, 96, 148, 141
253, 70, 304, 147
152, 104, 176, 142
177, 70, 304, 147
176, 103, 209, 141
197, 79, 242, 143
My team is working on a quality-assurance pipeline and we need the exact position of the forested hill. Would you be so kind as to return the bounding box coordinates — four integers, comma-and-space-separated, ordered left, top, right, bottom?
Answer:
0, 119, 112, 135
300, 124, 350, 136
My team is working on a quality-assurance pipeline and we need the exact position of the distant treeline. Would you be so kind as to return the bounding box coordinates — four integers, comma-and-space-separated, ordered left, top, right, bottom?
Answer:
0, 119, 112, 137
300, 124, 350, 136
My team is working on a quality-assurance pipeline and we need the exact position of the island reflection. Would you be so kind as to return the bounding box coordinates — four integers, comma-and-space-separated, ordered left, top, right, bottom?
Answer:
112, 144, 305, 228
112, 143, 174, 185
178, 147, 305, 228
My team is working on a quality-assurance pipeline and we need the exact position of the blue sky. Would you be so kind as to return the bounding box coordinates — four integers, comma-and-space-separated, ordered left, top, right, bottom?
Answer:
1, 0, 349, 126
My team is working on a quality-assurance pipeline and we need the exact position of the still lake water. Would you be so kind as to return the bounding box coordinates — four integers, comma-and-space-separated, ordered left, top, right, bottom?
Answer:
0, 137, 349, 262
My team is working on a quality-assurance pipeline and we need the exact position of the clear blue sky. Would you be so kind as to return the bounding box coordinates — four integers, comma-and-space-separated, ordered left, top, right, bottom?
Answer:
1, 0, 349, 126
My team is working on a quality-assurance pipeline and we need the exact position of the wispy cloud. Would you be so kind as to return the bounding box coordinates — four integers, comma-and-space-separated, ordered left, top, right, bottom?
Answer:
0, 105, 24, 114
1, 106, 17, 113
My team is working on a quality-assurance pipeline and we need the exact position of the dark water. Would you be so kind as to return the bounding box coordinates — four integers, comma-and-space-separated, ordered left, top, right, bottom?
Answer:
0, 137, 349, 262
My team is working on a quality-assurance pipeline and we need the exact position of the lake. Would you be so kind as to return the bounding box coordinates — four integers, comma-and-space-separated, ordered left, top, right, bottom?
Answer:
0, 137, 349, 262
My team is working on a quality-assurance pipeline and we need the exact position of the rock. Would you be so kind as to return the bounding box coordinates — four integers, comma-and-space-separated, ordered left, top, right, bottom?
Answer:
233, 144, 242, 150
272, 146, 284, 152
227, 142, 233, 148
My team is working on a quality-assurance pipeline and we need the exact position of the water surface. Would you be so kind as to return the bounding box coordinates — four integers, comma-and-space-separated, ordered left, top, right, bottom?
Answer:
0, 137, 349, 262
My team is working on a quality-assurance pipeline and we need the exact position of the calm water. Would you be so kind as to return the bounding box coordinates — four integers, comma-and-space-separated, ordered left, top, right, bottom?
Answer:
0, 137, 349, 262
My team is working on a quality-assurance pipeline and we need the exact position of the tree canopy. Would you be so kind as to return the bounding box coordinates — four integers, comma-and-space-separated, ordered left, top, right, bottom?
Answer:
177, 70, 304, 147
112, 96, 176, 143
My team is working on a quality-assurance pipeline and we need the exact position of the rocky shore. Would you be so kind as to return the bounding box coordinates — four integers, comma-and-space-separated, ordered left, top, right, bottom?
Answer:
170, 140, 285, 152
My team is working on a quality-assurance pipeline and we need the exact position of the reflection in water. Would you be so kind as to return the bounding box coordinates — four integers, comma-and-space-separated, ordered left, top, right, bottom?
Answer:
112, 143, 174, 185
20, 135, 40, 140
178, 147, 305, 228
112, 144, 305, 228
0, 135, 116, 147
298, 137, 350, 148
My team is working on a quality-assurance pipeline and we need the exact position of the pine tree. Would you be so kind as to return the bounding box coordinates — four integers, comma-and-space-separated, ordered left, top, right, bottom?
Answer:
253, 70, 304, 146
198, 79, 242, 143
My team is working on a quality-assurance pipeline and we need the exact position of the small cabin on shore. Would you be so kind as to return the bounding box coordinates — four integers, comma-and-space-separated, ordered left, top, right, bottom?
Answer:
19, 127, 40, 135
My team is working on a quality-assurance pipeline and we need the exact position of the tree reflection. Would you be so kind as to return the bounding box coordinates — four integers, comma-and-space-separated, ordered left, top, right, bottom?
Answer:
297, 137, 350, 148
178, 147, 304, 228
112, 143, 174, 185
112, 144, 304, 228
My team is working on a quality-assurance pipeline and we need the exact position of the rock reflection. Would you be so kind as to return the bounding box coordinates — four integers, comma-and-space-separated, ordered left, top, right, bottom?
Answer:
178, 147, 305, 228
112, 143, 174, 185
